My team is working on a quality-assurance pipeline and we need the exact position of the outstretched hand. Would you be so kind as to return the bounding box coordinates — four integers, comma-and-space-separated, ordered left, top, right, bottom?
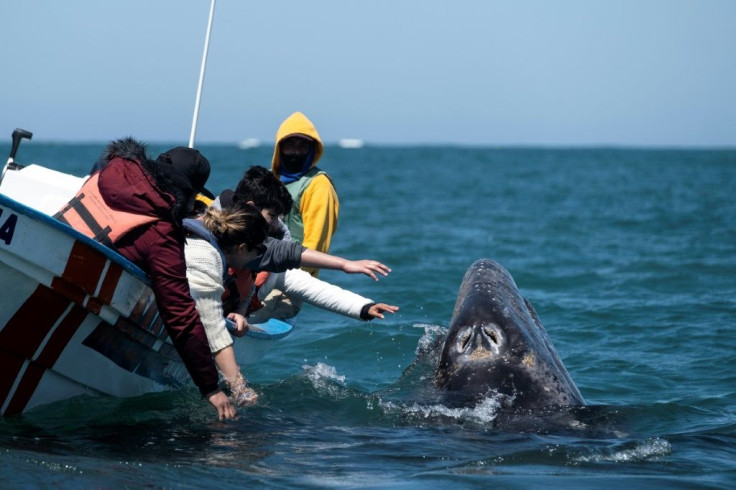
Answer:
342, 260, 392, 281
367, 303, 399, 319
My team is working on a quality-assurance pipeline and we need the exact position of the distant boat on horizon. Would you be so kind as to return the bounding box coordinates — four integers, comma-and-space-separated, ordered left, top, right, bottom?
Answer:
238, 138, 261, 150
338, 138, 364, 149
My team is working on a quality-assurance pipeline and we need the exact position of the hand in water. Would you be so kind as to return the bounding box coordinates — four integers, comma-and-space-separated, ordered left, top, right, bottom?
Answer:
233, 386, 259, 407
208, 390, 236, 421
228, 374, 259, 407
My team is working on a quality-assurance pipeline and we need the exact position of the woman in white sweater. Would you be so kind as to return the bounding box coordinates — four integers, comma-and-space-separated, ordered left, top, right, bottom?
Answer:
183, 202, 395, 407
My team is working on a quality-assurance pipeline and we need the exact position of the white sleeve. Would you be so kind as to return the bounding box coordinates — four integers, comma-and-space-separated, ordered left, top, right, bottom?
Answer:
184, 238, 232, 353
256, 271, 282, 301
280, 268, 372, 319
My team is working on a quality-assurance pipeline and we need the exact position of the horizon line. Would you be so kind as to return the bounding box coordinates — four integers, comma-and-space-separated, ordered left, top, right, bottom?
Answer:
6, 139, 735, 151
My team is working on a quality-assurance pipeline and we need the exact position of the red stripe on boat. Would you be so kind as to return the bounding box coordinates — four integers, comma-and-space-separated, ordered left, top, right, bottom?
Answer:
0, 285, 71, 414
0, 286, 70, 359
59, 242, 107, 297
3, 362, 45, 415
35, 303, 88, 367
98, 261, 123, 305
0, 352, 26, 413
85, 260, 125, 315
5, 302, 89, 414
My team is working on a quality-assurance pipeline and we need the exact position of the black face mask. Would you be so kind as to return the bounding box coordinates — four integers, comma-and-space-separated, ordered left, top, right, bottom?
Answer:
281, 152, 308, 174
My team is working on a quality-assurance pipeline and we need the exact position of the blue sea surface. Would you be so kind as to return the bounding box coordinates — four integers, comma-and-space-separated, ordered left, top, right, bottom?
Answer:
1, 142, 735, 488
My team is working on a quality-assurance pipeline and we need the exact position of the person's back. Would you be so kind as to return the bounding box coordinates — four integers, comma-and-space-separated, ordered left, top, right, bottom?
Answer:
271, 111, 339, 277
55, 139, 235, 420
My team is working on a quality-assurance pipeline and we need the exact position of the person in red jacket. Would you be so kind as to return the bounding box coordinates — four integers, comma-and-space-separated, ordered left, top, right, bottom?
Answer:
55, 137, 235, 420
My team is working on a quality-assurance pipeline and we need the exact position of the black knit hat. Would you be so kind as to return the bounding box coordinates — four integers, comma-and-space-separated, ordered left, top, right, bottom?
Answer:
155, 147, 210, 195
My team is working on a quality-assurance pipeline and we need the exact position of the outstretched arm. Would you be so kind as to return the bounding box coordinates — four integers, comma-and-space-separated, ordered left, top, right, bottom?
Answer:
363, 302, 400, 320
244, 238, 391, 280
269, 268, 398, 320
299, 249, 391, 281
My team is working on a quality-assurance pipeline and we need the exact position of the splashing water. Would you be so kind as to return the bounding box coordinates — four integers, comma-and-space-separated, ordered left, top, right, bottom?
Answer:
378, 394, 505, 426
574, 438, 672, 463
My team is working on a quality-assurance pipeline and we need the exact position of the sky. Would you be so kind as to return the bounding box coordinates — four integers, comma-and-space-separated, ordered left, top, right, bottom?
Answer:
2, 1, 735, 147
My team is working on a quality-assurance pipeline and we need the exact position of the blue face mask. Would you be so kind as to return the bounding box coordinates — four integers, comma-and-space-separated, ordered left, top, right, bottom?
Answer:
279, 146, 315, 184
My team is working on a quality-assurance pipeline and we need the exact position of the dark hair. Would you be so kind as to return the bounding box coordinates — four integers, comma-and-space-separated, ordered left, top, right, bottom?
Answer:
142, 159, 190, 224
233, 165, 293, 215
203, 201, 268, 252
142, 147, 211, 224
155, 147, 210, 194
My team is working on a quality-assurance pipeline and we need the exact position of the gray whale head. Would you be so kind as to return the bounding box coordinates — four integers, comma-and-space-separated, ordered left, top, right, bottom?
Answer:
436, 259, 585, 409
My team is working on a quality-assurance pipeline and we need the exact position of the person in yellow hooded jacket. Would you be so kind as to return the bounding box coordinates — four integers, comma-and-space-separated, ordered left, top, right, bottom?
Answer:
271, 112, 339, 278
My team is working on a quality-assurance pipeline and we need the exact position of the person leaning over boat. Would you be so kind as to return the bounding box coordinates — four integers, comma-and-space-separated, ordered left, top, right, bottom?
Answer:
183, 200, 394, 405
183, 202, 267, 406
53, 138, 235, 421
271, 111, 338, 277
216, 166, 398, 325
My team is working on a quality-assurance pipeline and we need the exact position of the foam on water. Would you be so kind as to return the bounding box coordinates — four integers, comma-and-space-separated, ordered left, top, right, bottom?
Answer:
574, 438, 672, 463
302, 362, 346, 384
378, 394, 504, 425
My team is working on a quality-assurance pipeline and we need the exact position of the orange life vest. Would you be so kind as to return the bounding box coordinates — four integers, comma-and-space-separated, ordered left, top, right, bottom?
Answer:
251, 271, 270, 313
54, 172, 158, 246
221, 269, 270, 315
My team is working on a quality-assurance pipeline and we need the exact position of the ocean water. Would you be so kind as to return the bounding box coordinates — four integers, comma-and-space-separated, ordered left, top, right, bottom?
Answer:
1, 142, 735, 488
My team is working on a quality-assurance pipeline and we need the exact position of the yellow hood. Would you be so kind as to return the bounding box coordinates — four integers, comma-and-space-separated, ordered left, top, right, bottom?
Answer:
271, 112, 324, 176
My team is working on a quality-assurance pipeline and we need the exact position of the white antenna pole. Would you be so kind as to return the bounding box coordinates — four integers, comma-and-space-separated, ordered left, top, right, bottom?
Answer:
189, 0, 216, 148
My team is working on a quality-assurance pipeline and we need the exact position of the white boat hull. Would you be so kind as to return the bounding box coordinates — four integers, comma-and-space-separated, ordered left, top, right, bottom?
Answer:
0, 162, 292, 414
0, 6, 286, 414
0, 188, 193, 415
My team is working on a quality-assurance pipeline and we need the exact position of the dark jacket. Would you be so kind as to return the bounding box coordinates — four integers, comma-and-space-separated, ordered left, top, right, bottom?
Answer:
94, 141, 219, 397
247, 237, 305, 272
